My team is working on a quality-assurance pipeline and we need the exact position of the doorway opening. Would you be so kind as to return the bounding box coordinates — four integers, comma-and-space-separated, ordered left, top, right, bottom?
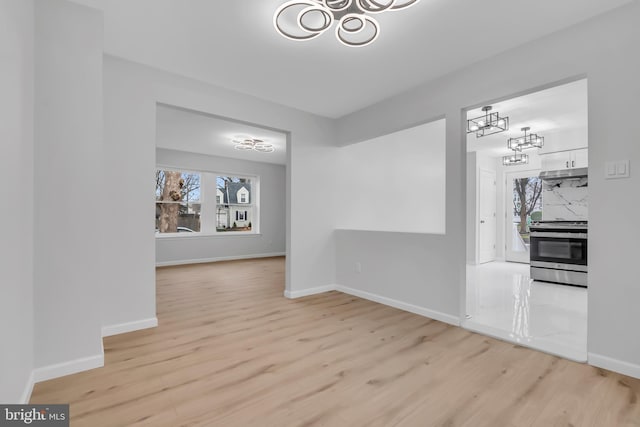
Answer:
154, 103, 289, 290
464, 78, 589, 362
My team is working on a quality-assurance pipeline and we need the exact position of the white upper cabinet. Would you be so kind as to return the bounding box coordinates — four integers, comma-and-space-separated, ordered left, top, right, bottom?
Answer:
541, 148, 588, 170
572, 148, 589, 168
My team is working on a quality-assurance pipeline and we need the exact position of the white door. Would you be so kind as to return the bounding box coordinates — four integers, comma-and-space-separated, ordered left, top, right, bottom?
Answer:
505, 170, 543, 263
478, 169, 496, 264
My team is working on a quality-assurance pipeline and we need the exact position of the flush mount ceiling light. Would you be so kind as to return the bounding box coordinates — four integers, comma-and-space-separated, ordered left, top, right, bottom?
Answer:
467, 106, 509, 138
502, 151, 529, 166
273, 0, 420, 48
232, 137, 275, 153
507, 127, 544, 151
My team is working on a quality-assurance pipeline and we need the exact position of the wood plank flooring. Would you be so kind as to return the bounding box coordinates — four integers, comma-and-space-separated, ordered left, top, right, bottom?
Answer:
31, 257, 640, 426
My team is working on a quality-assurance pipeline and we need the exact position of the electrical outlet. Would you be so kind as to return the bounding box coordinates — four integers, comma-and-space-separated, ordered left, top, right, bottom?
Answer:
355, 262, 362, 273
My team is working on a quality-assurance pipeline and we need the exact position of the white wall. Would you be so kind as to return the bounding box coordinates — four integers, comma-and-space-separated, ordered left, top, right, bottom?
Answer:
336, 2, 640, 377
102, 55, 337, 331
0, 0, 34, 403
336, 119, 446, 234
155, 148, 286, 265
539, 127, 588, 154
33, 0, 104, 374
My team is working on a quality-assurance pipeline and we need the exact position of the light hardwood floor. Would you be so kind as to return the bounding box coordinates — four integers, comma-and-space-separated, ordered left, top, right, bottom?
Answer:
31, 257, 640, 426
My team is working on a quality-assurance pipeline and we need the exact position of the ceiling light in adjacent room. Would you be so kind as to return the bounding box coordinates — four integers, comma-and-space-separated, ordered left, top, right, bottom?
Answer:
502, 151, 529, 166
507, 127, 544, 150
273, 0, 420, 48
232, 138, 275, 153
467, 106, 509, 138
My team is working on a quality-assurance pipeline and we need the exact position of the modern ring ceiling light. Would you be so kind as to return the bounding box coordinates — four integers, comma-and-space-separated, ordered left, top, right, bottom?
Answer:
507, 127, 544, 151
233, 137, 275, 153
467, 106, 509, 138
273, 0, 420, 48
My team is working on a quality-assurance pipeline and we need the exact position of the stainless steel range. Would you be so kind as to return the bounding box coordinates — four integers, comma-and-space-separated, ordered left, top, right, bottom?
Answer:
529, 221, 588, 287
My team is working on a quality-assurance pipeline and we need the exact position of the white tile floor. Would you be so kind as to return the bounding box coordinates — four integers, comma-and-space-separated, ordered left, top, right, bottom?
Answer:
464, 261, 588, 362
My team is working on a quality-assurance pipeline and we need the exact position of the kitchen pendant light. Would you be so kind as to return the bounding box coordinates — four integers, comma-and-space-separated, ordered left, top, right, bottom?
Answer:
467, 106, 509, 138
507, 127, 544, 151
502, 151, 529, 166
273, 0, 420, 48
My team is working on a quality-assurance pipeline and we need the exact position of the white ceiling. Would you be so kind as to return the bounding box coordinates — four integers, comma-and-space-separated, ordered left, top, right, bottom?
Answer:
69, 0, 631, 118
156, 105, 288, 165
466, 79, 588, 157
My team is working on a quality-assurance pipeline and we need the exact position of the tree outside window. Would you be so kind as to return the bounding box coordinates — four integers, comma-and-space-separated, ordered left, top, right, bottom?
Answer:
513, 177, 542, 243
155, 170, 201, 233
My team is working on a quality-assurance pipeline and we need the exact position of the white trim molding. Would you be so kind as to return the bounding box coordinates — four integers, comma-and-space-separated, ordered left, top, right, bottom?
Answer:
335, 285, 460, 326
589, 352, 640, 379
283, 284, 460, 326
20, 371, 35, 404
284, 285, 337, 299
102, 317, 158, 337
156, 252, 285, 267
33, 353, 104, 384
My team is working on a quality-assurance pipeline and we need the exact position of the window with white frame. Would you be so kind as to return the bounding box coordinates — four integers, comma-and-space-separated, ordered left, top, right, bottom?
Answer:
156, 169, 257, 235
216, 176, 254, 232
155, 169, 201, 233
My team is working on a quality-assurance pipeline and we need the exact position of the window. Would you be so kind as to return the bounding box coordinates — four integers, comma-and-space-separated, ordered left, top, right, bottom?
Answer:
216, 176, 253, 232
155, 170, 201, 233
155, 169, 257, 235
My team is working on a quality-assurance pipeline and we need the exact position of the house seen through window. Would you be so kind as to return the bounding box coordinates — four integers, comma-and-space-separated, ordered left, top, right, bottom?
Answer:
156, 169, 256, 234
216, 176, 253, 232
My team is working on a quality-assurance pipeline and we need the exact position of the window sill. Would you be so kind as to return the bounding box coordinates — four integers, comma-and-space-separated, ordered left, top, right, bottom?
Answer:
155, 232, 261, 240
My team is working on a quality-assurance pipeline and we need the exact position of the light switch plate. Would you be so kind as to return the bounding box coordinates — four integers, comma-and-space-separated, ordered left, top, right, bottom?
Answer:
605, 160, 630, 179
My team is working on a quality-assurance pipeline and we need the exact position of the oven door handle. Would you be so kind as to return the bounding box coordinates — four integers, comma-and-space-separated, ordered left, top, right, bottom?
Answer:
530, 231, 588, 239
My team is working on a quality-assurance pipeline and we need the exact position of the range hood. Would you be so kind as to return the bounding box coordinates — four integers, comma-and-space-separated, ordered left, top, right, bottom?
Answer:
539, 167, 588, 180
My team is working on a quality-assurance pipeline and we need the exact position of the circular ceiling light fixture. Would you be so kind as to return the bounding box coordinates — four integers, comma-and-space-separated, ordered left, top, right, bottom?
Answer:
232, 137, 275, 153
273, 0, 420, 48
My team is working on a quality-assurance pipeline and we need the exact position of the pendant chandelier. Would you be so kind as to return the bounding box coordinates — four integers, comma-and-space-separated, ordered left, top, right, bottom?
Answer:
273, 0, 420, 48
502, 127, 544, 166
502, 151, 529, 166
507, 127, 544, 151
233, 138, 275, 153
467, 106, 509, 138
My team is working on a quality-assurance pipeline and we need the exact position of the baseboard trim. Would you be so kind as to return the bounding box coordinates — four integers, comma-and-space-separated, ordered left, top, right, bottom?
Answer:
33, 353, 104, 384
335, 285, 460, 326
156, 252, 285, 267
20, 371, 35, 404
102, 317, 158, 337
284, 285, 337, 299
589, 352, 640, 379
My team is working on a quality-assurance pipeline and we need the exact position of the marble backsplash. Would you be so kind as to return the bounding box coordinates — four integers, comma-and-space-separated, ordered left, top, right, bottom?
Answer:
542, 177, 588, 221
